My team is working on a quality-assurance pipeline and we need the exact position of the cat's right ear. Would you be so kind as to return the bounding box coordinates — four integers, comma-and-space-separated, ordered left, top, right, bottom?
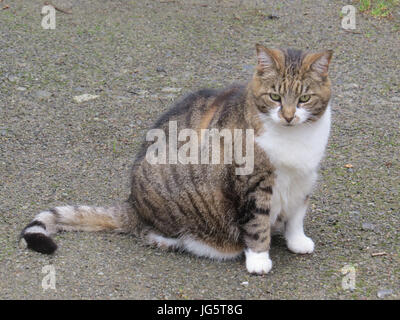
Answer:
301, 50, 333, 78
255, 44, 284, 75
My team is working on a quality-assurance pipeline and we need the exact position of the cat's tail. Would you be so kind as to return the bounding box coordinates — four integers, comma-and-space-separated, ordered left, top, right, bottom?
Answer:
19, 202, 138, 254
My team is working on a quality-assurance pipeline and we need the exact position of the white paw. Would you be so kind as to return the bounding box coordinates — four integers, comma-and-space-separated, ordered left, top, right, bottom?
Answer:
287, 235, 314, 254
245, 250, 273, 275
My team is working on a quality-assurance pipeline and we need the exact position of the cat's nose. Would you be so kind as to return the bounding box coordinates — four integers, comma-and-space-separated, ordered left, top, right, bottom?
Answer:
283, 115, 294, 123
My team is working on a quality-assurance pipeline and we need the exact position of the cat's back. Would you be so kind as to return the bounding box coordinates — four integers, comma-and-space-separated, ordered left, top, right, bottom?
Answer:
133, 84, 248, 165
154, 84, 247, 132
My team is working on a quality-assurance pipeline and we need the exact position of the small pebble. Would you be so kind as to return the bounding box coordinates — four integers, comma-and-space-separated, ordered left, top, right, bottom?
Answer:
343, 83, 359, 90
35, 90, 52, 100
137, 90, 149, 96
156, 67, 167, 73
361, 222, 375, 231
327, 217, 338, 225
377, 289, 393, 298
73, 94, 99, 103
8, 75, 19, 82
161, 87, 182, 93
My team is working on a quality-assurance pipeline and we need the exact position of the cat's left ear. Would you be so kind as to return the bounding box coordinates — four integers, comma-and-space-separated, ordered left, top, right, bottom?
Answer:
255, 44, 285, 74
301, 50, 333, 77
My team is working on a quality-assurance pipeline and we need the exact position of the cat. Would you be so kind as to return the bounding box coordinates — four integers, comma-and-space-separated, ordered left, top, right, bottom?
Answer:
19, 44, 333, 274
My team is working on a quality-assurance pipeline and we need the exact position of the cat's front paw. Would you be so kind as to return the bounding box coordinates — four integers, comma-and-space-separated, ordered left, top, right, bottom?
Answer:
245, 250, 273, 275
286, 235, 314, 254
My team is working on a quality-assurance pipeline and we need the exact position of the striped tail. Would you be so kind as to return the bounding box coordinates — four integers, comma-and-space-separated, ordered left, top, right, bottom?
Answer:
19, 202, 136, 254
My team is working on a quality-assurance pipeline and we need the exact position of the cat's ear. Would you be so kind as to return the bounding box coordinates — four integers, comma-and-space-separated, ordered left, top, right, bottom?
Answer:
302, 50, 333, 77
255, 44, 285, 74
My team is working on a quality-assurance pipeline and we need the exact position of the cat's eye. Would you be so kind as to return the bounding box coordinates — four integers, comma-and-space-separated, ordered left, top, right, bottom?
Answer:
269, 93, 281, 102
299, 95, 311, 103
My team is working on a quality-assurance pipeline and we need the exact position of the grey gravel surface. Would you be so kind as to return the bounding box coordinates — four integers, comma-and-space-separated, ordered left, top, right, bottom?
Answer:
0, 0, 399, 299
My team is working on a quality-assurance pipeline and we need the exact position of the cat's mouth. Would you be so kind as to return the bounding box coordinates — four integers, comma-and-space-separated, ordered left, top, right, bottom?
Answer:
261, 107, 308, 127
273, 107, 311, 127
283, 122, 295, 127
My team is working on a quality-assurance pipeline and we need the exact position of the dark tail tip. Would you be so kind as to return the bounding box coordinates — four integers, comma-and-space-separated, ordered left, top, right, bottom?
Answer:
23, 233, 58, 254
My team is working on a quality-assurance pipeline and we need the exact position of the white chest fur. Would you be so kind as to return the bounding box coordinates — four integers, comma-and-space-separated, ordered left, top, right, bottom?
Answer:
255, 105, 331, 224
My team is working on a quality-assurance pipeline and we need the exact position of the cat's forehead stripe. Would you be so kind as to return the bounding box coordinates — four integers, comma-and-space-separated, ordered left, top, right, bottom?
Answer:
277, 79, 303, 95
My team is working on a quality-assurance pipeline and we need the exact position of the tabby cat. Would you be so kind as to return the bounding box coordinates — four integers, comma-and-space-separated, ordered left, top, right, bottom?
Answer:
20, 44, 333, 274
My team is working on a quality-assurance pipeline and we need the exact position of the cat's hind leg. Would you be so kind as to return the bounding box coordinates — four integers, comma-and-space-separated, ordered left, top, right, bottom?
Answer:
146, 232, 180, 251
180, 236, 243, 260
147, 231, 243, 260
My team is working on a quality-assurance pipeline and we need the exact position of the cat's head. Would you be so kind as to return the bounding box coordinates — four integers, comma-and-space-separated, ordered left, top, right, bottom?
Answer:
250, 44, 333, 126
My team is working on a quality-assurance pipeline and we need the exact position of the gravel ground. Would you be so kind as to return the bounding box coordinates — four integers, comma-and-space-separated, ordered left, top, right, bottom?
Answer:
0, 0, 399, 299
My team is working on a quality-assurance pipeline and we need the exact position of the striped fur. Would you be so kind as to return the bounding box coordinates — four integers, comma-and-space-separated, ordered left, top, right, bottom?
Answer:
20, 45, 332, 274
19, 203, 139, 254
